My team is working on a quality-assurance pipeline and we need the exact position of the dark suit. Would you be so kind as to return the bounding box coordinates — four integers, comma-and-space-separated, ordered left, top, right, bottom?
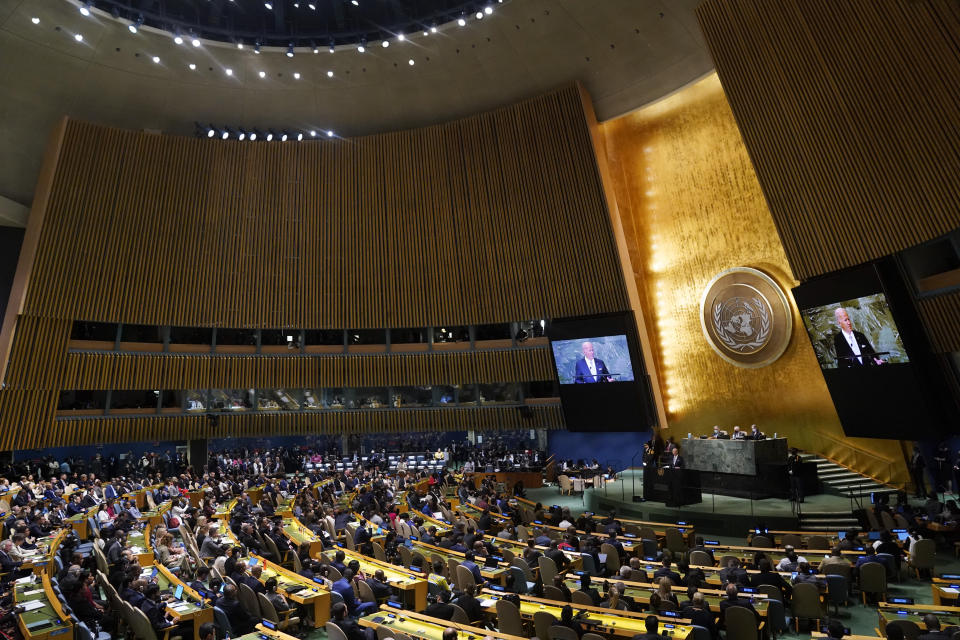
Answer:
456, 594, 485, 622
574, 358, 611, 383
333, 618, 374, 640
219, 597, 256, 635
834, 330, 879, 367
719, 598, 759, 625
424, 601, 456, 620
667, 455, 684, 469
653, 568, 682, 585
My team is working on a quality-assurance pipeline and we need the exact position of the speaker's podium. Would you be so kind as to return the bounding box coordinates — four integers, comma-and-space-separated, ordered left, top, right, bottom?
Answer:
644, 466, 702, 507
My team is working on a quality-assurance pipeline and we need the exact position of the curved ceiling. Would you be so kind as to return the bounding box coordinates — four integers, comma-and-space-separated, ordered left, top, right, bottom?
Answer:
0, 0, 712, 207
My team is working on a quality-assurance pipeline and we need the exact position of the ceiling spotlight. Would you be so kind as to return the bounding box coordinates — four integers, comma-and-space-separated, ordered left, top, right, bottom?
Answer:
238, 130, 246, 141
313, 46, 319, 54
74, 33, 83, 41
191, 37, 201, 47
430, 25, 438, 33
189, 63, 196, 70
236, 41, 244, 49
266, 131, 274, 141
309, 3, 317, 9
286, 43, 295, 57
329, 41, 335, 53
79, 2, 92, 17
485, 6, 493, 15
476, 11, 483, 19
326, 130, 334, 137
152, 56, 160, 63
408, 58, 414, 66
225, 68, 233, 76
249, 131, 257, 141
457, 17, 466, 27
293, 72, 301, 79
31, 17, 40, 24
423, 30, 429, 36
327, 70, 333, 78
281, 132, 288, 142
351, 0, 359, 6
397, 33, 405, 41
264, 2, 273, 9
310, 130, 317, 137
207, 125, 216, 138
294, 2, 300, 7
357, 43, 365, 53
381, 40, 389, 48
174, 34, 183, 45
297, 133, 304, 141
128, 16, 143, 33
221, 130, 229, 140
258, 71, 266, 78
254, 41, 261, 54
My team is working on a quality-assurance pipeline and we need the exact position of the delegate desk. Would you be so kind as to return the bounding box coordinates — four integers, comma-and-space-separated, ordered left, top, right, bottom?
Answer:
685, 563, 830, 593
235, 623, 301, 640
326, 547, 429, 611
359, 605, 528, 640
281, 517, 325, 558
932, 576, 960, 605
562, 575, 770, 619
481, 590, 695, 638
643, 467, 701, 507
143, 562, 214, 640
14, 574, 73, 640
878, 604, 960, 634
408, 540, 510, 586
681, 437, 816, 499
589, 515, 698, 547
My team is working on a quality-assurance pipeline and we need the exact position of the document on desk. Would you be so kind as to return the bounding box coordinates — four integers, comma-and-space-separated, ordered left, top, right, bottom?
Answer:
479, 599, 497, 608
23, 589, 45, 596
19, 600, 46, 612
942, 587, 960, 594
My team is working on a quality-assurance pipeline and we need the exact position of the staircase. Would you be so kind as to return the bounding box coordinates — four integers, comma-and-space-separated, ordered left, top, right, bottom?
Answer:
797, 453, 899, 531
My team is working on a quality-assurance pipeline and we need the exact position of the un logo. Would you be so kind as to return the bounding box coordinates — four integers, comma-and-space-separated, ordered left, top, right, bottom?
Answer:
700, 268, 792, 368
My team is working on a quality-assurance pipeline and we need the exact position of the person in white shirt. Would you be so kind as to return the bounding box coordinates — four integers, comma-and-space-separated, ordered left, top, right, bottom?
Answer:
833, 307, 884, 367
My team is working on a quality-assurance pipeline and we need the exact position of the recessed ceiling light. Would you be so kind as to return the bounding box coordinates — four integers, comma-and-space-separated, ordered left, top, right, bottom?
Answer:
397, 33, 405, 41
259, 71, 266, 78
423, 30, 429, 36
310, 130, 317, 137
297, 133, 304, 141
381, 40, 389, 48
79, 3, 91, 17
189, 63, 197, 70
286, 43, 295, 57
74, 33, 83, 41
408, 59, 414, 66
351, 0, 359, 6
485, 6, 493, 15
237, 42, 244, 49
225, 68, 233, 76
327, 130, 334, 137
357, 44, 365, 53
128, 23, 138, 34
174, 35, 183, 45
221, 130, 229, 139
281, 133, 288, 141
430, 26, 438, 33
476, 11, 483, 19
457, 18, 466, 26
264, 2, 273, 9
31, 17, 40, 24
191, 38, 201, 47
293, 72, 301, 79
327, 70, 333, 78
152, 56, 160, 63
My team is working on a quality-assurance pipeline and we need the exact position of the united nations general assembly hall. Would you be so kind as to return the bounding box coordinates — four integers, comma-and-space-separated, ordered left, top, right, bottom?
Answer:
0, 1, 959, 640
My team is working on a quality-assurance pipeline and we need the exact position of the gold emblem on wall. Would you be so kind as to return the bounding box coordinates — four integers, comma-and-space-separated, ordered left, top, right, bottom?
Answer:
700, 267, 792, 368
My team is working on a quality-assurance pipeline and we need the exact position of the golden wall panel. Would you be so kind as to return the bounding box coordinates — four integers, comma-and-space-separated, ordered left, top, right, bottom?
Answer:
917, 291, 960, 353
696, 0, 960, 281
600, 74, 909, 486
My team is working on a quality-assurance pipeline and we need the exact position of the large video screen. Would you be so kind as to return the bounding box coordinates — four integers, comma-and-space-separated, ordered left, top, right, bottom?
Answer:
800, 293, 910, 370
793, 261, 954, 439
548, 313, 655, 432
551, 335, 636, 384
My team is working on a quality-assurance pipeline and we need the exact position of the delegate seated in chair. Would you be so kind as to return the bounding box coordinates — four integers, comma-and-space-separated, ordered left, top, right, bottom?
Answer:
332, 569, 377, 616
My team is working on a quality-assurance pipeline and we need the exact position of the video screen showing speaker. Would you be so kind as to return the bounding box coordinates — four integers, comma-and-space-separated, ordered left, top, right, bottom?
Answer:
793, 261, 954, 439
800, 293, 910, 370
548, 312, 655, 432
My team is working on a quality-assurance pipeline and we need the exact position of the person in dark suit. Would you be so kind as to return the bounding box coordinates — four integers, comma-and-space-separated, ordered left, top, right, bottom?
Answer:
719, 558, 749, 586
424, 590, 456, 620
455, 584, 485, 623
365, 569, 393, 601
918, 614, 953, 640
330, 601, 375, 640
833, 307, 883, 367
653, 559, 682, 585
750, 559, 792, 603
680, 592, 719, 640
219, 584, 256, 635
573, 342, 613, 383
556, 605, 585, 639
910, 446, 928, 499
332, 569, 377, 616
138, 583, 174, 631
667, 447, 683, 469
718, 584, 759, 627
634, 615, 669, 640
577, 573, 602, 605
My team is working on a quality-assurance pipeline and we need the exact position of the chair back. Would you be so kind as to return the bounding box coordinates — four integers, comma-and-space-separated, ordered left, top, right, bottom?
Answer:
326, 565, 342, 582
543, 585, 566, 602
782, 534, 802, 548
638, 527, 658, 541
509, 566, 530, 594
911, 538, 936, 570
549, 624, 580, 640
600, 543, 619, 574
558, 476, 572, 493
580, 553, 599, 577
641, 538, 659, 559
456, 565, 477, 591
823, 561, 852, 582
213, 606, 234, 636
688, 626, 712, 640
765, 597, 787, 635
516, 525, 529, 542
449, 603, 470, 625
238, 582, 262, 617
371, 542, 387, 562
258, 592, 280, 623
326, 622, 350, 640
497, 600, 527, 636
689, 550, 713, 567
725, 605, 759, 640
534, 611, 557, 640
356, 579, 377, 603
859, 561, 887, 600
538, 555, 558, 584
398, 545, 413, 567
751, 535, 773, 548
755, 583, 781, 601
571, 590, 594, 606
665, 528, 687, 553
885, 619, 921, 640
880, 511, 897, 532
128, 606, 159, 640
791, 582, 823, 621
291, 551, 303, 573
825, 574, 847, 606
807, 535, 830, 550
447, 559, 460, 589
512, 557, 535, 582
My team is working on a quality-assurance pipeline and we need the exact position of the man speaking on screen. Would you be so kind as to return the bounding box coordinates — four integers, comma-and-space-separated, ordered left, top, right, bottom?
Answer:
574, 341, 614, 383
833, 307, 884, 367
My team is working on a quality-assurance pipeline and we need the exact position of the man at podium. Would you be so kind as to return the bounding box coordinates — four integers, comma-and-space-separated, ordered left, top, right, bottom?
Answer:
573, 341, 614, 383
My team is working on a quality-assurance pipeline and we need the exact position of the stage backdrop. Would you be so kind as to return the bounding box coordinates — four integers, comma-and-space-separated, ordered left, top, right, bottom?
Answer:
600, 74, 909, 486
